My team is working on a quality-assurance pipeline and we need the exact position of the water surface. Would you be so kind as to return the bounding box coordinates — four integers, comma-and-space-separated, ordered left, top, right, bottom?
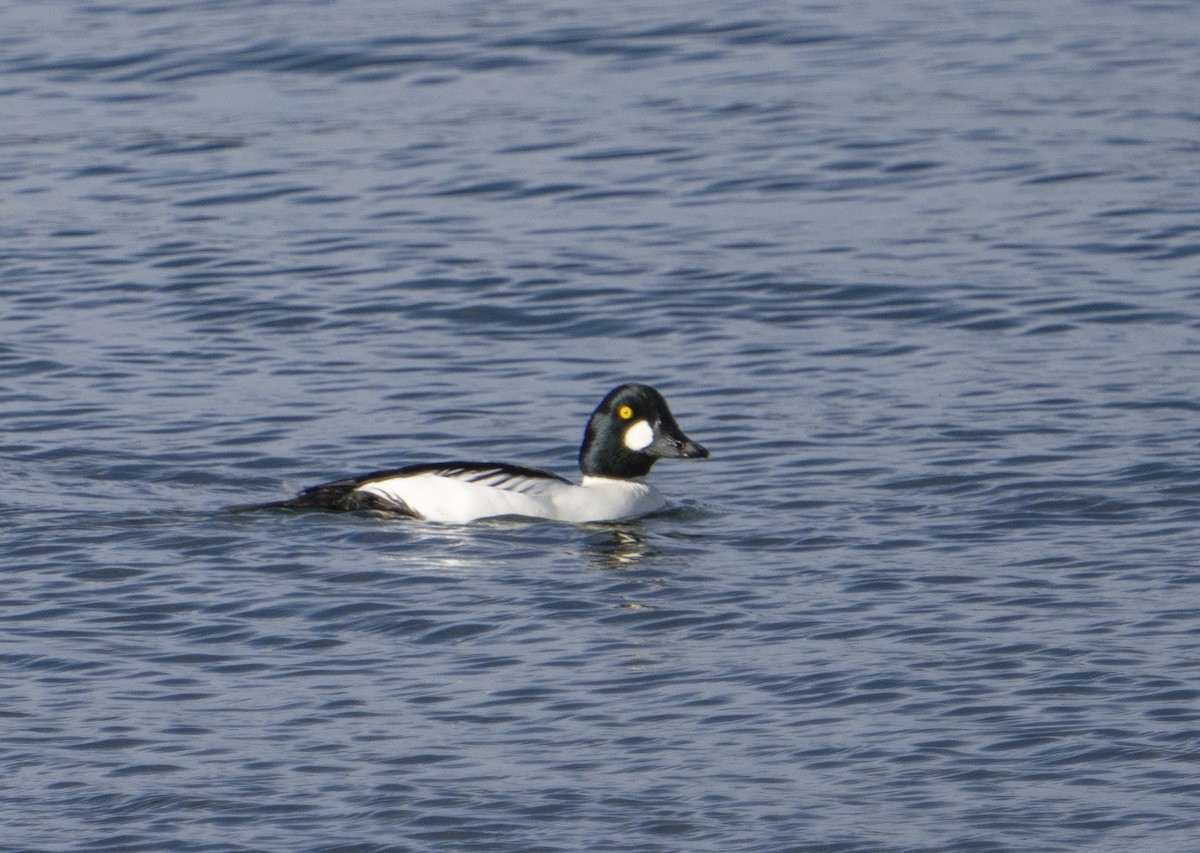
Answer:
3, 1, 1200, 851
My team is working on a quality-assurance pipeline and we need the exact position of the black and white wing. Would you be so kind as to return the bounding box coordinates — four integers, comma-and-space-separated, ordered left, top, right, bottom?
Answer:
227, 461, 571, 519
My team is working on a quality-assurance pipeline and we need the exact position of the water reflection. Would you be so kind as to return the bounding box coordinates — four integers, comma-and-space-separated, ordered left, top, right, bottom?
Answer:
582, 526, 656, 568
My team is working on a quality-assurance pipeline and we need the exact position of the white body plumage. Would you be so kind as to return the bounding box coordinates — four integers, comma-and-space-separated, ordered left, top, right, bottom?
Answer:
356, 469, 664, 524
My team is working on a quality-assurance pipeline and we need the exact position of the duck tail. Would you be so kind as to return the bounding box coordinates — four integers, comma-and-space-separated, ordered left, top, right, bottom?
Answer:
224, 478, 406, 513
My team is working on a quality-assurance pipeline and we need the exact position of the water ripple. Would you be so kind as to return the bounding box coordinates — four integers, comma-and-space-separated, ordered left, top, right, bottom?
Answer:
4, 1, 1200, 851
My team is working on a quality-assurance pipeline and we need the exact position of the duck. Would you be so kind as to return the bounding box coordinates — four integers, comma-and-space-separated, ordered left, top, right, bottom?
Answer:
227, 383, 708, 524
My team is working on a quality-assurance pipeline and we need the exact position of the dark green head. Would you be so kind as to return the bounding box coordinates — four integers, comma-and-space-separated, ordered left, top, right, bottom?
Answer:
578, 383, 709, 479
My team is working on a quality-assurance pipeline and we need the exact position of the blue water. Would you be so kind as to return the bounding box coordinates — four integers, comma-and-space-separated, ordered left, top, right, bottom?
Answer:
4, 1, 1200, 850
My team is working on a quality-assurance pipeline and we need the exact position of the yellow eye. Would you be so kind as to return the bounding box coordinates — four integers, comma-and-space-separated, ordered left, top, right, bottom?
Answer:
618, 405, 634, 420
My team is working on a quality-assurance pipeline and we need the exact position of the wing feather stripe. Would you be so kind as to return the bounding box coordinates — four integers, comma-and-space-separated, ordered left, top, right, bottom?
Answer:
353, 461, 571, 494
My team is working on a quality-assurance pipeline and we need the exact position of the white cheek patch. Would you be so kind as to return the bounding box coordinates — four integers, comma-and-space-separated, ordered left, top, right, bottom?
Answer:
623, 419, 654, 452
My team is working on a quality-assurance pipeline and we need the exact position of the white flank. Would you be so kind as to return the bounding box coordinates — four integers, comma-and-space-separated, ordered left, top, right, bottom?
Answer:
623, 419, 654, 451
357, 472, 554, 524
355, 471, 665, 523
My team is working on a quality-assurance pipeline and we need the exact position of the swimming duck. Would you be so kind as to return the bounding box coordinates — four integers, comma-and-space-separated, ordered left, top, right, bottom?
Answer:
228, 383, 708, 523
